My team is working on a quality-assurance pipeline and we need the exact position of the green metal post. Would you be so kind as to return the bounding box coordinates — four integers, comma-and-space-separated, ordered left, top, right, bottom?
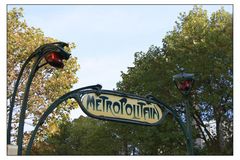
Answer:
17, 56, 42, 155
184, 95, 193, 154
172, 70, 195, 154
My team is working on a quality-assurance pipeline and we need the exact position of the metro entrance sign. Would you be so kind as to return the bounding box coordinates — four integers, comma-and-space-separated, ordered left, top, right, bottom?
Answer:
81, 91, 164, 125
21, 84, 192, 155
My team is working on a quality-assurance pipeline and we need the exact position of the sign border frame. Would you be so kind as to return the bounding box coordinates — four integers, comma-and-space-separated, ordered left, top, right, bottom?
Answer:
78, 89, 169, 126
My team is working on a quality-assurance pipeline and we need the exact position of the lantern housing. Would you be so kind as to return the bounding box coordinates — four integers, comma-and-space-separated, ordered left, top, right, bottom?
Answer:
173, 72, 194, 96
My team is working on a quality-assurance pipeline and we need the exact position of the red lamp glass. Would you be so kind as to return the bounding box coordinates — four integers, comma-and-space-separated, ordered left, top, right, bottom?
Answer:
173, 72, 194, 96
45, 52, 64, 68
177, 80, 192, 91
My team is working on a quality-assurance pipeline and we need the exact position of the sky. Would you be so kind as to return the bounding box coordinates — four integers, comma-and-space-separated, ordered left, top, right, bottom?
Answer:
7, 4, 233, 120
8, 4, 232, 91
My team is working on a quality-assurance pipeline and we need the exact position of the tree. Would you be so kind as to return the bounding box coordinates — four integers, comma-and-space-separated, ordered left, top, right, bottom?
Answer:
117, 6, 232, 154
7, 7, 80, 150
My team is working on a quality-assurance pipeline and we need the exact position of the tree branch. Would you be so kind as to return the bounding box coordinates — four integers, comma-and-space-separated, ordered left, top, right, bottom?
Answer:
194, 113, 214, 142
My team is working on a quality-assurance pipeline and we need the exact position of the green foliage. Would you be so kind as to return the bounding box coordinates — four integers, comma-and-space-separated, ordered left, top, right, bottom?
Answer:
7, 8, 80, 146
